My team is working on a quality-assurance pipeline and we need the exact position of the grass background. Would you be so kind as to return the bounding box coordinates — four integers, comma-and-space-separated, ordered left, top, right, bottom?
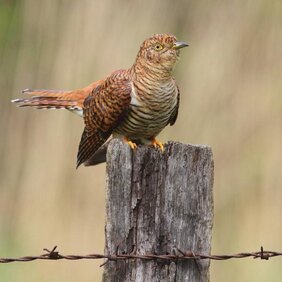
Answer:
0, 0, 281, 281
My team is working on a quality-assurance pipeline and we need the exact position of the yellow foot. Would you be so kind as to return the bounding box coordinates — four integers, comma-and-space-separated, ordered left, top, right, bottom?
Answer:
151, 138, 164, 152
124, 137, 137, 150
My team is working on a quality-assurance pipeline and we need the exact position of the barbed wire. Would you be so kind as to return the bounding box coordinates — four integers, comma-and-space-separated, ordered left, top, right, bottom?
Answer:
0, 246, 281, 264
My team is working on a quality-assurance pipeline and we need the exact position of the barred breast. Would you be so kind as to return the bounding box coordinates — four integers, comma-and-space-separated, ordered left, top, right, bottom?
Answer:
114, 78, 178, 140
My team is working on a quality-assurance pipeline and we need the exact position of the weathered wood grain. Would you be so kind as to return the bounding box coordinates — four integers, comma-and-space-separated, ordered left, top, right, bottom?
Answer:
103, 139, 214, 282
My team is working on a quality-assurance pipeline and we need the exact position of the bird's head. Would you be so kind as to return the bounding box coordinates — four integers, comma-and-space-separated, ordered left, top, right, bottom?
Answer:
136, 34, 189, 73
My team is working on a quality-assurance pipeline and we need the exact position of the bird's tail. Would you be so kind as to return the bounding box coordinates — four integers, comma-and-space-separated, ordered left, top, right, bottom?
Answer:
11, 88, 88, 116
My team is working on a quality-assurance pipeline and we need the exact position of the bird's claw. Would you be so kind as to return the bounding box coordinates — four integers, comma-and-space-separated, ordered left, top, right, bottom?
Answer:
124, 137, 138, 150
151, 138, 164, 152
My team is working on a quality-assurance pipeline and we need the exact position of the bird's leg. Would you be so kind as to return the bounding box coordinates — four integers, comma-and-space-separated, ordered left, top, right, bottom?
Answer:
151, 137, 164, 152
124, 136, 138, 150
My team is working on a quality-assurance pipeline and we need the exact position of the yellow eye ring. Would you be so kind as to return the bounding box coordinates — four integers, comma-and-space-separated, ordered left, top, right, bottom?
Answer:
154, 44, 163, 51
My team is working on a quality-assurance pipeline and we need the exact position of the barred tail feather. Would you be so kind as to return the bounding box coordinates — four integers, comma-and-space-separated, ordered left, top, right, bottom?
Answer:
12, 89, 86, 116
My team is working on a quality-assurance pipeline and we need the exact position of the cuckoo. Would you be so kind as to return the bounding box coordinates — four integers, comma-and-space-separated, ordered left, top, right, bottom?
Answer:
12, 34, 189, 168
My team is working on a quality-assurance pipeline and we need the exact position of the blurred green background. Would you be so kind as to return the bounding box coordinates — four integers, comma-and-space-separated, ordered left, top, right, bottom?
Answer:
0, 0, 281, 281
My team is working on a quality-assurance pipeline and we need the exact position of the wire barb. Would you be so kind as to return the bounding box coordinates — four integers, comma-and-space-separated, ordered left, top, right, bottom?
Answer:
43, 246, 61, 260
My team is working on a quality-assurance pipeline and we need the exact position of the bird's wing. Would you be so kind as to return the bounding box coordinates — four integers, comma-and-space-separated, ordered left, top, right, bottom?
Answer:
83, 138, 111, 166
169, 84, 180, 126
77, 72, 132, 167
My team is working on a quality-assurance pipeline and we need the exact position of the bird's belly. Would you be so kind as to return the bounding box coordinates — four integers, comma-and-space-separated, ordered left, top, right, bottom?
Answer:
114, 104, 172, 140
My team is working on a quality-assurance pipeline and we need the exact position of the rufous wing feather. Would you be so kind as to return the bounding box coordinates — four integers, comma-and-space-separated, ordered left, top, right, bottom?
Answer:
77, 71, 132, 167
76, 128, 110, 168
83, 139, 111, 166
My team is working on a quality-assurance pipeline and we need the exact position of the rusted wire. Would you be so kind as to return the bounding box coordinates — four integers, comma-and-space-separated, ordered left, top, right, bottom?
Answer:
0, 246, 281, 264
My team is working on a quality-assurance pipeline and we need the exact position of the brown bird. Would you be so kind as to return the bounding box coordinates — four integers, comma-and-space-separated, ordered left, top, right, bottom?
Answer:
12, 34, 188, 168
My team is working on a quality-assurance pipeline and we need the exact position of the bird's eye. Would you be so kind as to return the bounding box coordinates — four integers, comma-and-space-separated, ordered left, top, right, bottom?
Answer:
154, 44, 163, 51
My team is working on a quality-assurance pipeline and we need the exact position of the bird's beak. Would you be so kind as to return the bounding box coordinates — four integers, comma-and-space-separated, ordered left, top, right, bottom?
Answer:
173, 41, 189, 50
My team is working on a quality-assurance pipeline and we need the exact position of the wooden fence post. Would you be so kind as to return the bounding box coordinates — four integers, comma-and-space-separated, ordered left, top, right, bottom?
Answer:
103, 139, 214, 282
